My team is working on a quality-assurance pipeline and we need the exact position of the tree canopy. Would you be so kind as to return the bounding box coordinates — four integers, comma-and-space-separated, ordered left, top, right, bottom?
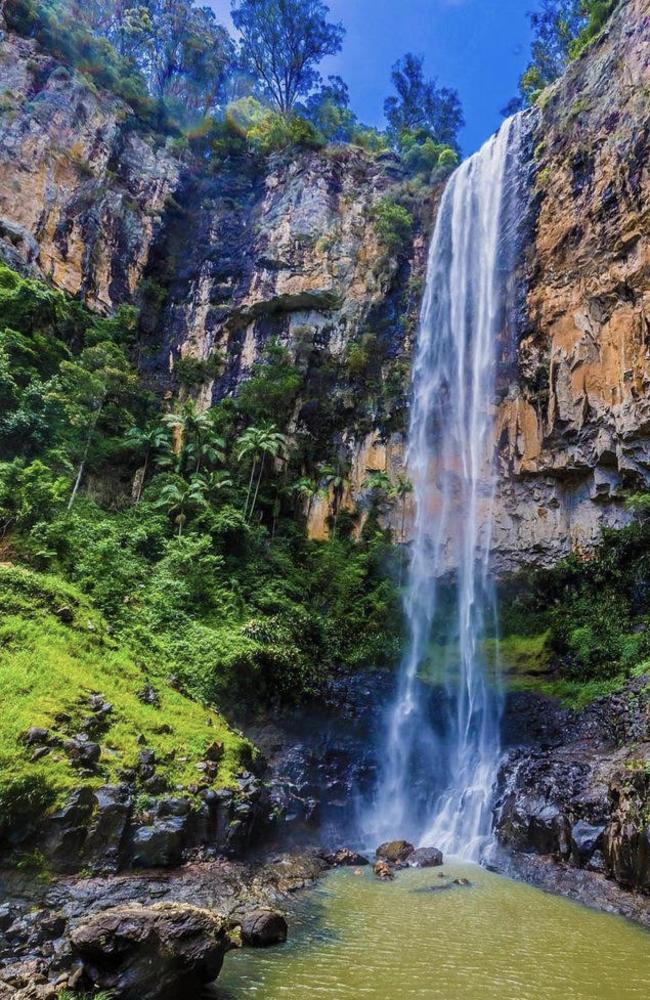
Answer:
7, 0, 463, 168
505, 0, 618, 112
384, 53, 464, 153
231, 0, 345, 113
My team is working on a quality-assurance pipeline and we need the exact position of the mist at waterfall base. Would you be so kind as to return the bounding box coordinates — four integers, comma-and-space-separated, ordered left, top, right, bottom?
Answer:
363, 115, 529, 861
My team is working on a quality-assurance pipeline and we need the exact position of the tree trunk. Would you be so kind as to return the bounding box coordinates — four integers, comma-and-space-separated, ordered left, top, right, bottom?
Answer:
67, 404, 102, 511
244, 458, 257, 519
136, 449, 150, 504
250, 454, 266, 520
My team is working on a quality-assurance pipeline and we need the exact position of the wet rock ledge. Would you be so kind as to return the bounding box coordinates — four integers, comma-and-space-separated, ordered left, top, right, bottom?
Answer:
494, 678, 650, 926
0, 851, 327, 998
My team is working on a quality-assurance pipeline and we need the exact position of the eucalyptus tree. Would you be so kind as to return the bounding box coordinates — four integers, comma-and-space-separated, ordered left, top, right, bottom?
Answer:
231, 0, 344, 113
70, 0, 235, 116
505, 0, 618, 112
384, 53, 464, 152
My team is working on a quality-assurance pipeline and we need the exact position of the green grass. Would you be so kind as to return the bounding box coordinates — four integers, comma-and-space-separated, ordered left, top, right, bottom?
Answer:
0, 565, 252, 835
507, 672, 628, 710
418, 632, 551, 687
418, 630, 627, 710
484, 632, 551, 678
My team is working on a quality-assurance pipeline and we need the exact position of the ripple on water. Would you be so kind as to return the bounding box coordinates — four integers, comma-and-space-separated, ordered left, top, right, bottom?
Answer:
212, 864, 650, 1000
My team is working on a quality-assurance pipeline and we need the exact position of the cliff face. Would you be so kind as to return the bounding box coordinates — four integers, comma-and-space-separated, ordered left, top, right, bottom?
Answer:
140, 145, 427, 413
0, 28, 179, 310
492, 0, 650, 569
0, 19, 429, 540
1, 1, 650, 568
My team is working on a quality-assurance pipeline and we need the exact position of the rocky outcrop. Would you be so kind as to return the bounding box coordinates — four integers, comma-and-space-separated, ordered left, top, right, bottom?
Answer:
0, 31, 179, 310
145, 147, 419, 400
0, 851, 325, 996
494, 675, 650, 902
489, 0, 650, 569
229, 906, 288, 947
2, 3, 650, 566
70, 903, 232, 999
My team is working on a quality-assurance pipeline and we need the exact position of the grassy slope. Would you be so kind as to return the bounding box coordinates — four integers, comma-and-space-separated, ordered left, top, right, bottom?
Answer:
0, 564, 252, 833
419, 630, 631, 709
494, 632, 629, 709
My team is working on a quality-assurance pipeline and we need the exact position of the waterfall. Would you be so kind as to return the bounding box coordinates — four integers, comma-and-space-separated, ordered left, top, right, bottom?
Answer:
367, 115, 527, 861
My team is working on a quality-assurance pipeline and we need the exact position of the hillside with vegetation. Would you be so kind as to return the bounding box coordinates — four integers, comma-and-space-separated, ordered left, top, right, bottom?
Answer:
3, 0, 650, 996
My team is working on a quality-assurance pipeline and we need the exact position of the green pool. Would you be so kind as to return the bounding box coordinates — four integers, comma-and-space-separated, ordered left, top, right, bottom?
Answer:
214, 863, 650, 999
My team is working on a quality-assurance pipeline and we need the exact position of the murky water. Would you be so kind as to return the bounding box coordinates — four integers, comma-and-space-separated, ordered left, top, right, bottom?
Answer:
214, 864, 650, 999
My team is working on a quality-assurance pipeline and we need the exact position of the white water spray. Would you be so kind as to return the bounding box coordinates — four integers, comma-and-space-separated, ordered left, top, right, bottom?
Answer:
367, 116, 527, 860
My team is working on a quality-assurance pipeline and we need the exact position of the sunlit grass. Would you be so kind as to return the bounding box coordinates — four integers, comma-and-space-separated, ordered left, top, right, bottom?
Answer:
0, 565, 251, 832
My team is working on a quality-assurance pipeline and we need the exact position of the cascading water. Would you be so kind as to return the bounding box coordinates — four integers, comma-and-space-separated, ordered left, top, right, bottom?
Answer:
367, 115, 528, 860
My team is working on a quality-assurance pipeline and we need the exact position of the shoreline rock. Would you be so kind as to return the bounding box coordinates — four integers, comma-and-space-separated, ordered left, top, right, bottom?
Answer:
70, 903, 233, 999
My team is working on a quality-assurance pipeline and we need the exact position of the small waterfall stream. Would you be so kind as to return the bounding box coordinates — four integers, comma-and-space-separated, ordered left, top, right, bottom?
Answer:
367, 115, 527, 860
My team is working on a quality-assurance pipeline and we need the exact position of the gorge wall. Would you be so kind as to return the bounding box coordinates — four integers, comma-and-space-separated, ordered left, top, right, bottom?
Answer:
493, 0, 650, 570
1, 0, 650, 570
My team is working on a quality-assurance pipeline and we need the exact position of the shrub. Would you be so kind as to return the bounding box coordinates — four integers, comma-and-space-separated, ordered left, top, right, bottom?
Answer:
371, 198, 414, 255
247, 111, 324, 155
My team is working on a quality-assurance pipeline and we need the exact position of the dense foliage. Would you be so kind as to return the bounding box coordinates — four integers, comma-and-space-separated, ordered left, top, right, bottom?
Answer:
497, 513, 650, 703
0, 264, 404, 719
504, 0, 620, 112
5, 0, 459, 177
232, 0, 344, 113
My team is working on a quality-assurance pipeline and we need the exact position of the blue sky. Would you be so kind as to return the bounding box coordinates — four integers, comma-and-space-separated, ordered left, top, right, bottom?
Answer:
205, 0, 533, 154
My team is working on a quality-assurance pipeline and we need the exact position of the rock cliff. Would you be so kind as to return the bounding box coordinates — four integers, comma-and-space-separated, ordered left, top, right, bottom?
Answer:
0, 27, 179, 310
494, 676, 650, 922
1, 1, 650, 568
492, 0, 650, 569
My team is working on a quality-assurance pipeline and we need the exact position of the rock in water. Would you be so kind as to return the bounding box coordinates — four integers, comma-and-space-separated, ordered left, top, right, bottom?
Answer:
373, 860, 395, 880
321, 848, 369, 867
406, 847, 444, 868
376, 840, 414, 863
230, 907, 288, 947
70, 903, 232, 999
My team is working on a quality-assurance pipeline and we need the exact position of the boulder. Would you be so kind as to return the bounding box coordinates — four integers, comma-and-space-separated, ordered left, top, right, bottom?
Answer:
373, 860, 394, 880
321, 848, 369, 867
570, 820, 605, 867
205, 740, 224, 762
70, 903, 232, 1000
137, 684, 160, 708
131, 817, 187, 868
63, 737, 101, 770
40, 787, 96, 870
21, 728, 51, 747
376, 840, 414, 863
83, 785, 132, 871
406, 846, 443, 868
231, 907, 288, 947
